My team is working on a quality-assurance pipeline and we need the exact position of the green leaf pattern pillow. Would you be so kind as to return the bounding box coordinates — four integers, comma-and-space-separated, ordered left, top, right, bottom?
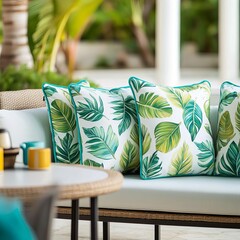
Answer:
69, 85, 139, 173
42, 80, 89, 164
129, 77, 214, 179
215, 81, 240, 176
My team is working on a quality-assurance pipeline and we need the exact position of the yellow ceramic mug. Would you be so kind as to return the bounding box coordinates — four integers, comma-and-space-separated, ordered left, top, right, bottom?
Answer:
28, 148, 51, 170
0, 148, 3, 171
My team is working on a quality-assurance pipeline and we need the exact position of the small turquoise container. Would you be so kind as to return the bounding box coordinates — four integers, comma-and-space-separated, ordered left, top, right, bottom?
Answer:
20, 141, 45, 165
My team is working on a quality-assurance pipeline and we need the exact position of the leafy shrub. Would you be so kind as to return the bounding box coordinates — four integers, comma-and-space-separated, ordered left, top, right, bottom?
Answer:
0, 65, 99, 91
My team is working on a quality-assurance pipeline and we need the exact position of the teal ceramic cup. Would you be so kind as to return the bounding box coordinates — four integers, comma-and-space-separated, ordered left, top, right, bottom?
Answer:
20, 141, 45, 165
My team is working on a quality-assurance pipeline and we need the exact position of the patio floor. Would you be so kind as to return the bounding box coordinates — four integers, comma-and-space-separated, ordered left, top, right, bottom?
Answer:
52, 218, 240, 240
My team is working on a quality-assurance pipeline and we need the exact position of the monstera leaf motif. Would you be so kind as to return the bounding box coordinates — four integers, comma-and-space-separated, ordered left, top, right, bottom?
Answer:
217, 111, 235, 150
154, 122, 181, 153
141, 151, 162, 179
168, 142, 192, 176
183, 100, 203, 141
162, 87, 191, 109
217, 141, 240, 176
219, 91, 237, 112
56, 133, 79, 164
137, 92, 172, 118
235, 103, 240, 132
83, 125, 119, 160
44, 85, 57, 97
51, 99, 76, 135
119, 140, 139, 173
76, 94, 104, 122
84, 159, 104, 167
111, 95, 137, 135
195, 140, 215, 174
130, 78, 155, 92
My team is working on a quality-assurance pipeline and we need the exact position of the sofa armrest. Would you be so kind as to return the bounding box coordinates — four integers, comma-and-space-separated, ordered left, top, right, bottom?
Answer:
0, 89, 45, 110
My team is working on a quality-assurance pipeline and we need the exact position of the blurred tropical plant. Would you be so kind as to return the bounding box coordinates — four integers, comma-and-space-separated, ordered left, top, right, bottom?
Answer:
181, 0, 218, 53
83, 0, 218, 58
0, 65, 99, 91
28, 0, 102, 76
131, 0, 155, 67
82, 0, 156, 67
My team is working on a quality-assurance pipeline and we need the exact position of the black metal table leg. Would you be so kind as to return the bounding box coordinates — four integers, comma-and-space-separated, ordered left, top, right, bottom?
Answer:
90, 197, 98, 240
71, 199, 79, 240
103, 222, 110, 240
155, 225, 160, 240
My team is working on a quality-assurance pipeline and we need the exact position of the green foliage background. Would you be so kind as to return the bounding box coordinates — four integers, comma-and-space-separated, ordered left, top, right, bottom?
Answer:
82, 0, 155, 54
0, 0, 219, 53
0, 65, 99, 90
0, 0, 219, 90
181, 0, 218, 53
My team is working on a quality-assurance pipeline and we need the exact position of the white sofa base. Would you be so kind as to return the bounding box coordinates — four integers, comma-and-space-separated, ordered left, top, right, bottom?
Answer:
58, 175, 240, 216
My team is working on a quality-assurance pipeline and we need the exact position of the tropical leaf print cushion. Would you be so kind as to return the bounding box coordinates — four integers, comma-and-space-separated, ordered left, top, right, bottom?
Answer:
215, 82, 240, 176
68, 84, 139, 173
129, 76, 214, 179
42, 80, 89, 164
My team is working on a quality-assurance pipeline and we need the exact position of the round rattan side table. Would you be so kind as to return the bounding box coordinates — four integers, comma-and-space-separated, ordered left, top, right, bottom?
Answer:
0, 163, 123, 240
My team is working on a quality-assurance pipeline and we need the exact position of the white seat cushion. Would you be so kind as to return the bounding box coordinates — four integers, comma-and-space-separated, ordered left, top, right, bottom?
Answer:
58, 175, 240, 216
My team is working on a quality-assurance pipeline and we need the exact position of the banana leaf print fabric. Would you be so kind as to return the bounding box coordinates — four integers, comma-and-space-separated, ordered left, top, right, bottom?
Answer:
215, 82, 240, 176
42, 80, 89, 164
129, 77, 214, 179
69, 84, 139, 173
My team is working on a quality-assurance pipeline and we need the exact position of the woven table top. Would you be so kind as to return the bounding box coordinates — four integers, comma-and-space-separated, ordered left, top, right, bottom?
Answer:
0, 163, 123, 202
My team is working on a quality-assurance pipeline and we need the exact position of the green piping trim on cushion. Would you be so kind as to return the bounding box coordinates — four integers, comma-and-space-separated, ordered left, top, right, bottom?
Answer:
215, 81, 240, 176
68, 84, 132, 166
220, 81, 240, 96
69, 83, 140, 172
221, 81, 240, 88
42, 83, 59, 163
128, 76, 213, 179
110, 85, 130, 92
42, 79, 88, 163
128, 77, 144, 179
174, 79, 211, 89
217, 81, 240, 139
68, 83, 111, 165
68, 83, 84, 165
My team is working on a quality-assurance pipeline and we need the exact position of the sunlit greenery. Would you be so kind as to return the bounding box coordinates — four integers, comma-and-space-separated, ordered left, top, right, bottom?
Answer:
82, 0, 155, 54
83, 0, 218, 54
181, 0, 218, 53
0, 0, 219, 56
28, 0, 102, 73
0, 65, 99, 91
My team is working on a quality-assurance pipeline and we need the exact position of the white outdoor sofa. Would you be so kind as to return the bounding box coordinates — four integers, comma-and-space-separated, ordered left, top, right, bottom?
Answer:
1, 89, 240, 240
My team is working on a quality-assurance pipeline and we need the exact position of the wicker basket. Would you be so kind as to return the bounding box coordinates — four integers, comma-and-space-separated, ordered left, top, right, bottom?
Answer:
4, 148, 20, 169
